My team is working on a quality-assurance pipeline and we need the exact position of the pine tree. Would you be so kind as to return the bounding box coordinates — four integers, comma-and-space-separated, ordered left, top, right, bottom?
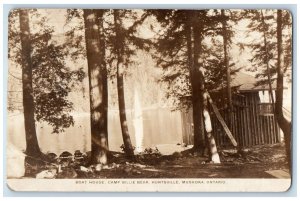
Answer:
242, 9, 292, 170
18, 9, 41, 157
113, 9, 135, 157
9, 9, 85, 156
83, 9, 109, 164
149, 9, 221, 162
275, 9, 292, 171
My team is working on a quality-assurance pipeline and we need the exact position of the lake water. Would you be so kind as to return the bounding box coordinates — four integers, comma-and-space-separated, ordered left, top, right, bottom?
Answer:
7, 109, 183, 156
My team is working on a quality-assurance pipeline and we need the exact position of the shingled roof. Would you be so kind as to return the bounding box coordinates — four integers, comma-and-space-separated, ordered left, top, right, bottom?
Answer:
231, 72, 277, 92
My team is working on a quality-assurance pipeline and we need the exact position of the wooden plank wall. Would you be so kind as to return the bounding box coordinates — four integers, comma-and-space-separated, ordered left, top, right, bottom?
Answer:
182, 92, 280, 147
181, 110, 194, 145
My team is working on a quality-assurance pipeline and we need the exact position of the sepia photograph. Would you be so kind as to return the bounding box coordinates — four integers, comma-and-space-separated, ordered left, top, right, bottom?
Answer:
6, 8, 292, 192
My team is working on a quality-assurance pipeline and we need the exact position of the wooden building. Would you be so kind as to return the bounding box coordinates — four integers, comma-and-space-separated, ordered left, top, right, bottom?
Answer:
181, 72, 282, 147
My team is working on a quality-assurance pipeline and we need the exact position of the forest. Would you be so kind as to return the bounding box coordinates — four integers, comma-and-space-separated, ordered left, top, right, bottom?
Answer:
7, 9, 292, 179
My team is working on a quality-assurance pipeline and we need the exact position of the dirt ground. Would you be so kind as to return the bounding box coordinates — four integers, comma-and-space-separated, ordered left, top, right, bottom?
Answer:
96, 143, 289, 178
22, 142, 290, 179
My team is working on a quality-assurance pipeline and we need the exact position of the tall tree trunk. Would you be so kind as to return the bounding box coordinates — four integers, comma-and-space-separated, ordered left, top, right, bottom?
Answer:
83, 9, 108, 164
192, 24, 206, 152
221, 10, 232, 110
261, 10, 275, 111
98, 10, 109, 148
114, 10, 135, 157
186, 17, 205, 151
203, 91, 221, 163
221, 10, 233, 130
18, 9, 41, 157
276, 10, 292, 171
192, 12, 220, 160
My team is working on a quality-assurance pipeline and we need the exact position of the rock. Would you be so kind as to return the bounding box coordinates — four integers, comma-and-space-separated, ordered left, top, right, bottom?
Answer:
110, 163, 117, 168
123, 166, 132, 174
113, 153, 120, 157
80, 166, 90, 172
74, 156, 84, 167
89, 165, 96, 172
74, 150, 84, 160
46, 153, 58, 162
242, 148, 250, 153
36, 169, 57, 179
59, 151, 73, 158
220, 151, 228, 157
59, 160, 70, 168
95, 164, 102, 171
69, 168, 78, 178
102, 165, 110, 170
58, 164, 62, 173
57, 167, 77, 178
132, 169, 141, 174
222, 149, 238, 154
74, 150, 82, 155
59, 151, 73, 162
227, 158, 234, 162
133, 163, 146, 168
83, 151, 91, 162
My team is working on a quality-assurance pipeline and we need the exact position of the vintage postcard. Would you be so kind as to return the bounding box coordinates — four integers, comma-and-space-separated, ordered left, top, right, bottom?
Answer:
6, 8, 292, 192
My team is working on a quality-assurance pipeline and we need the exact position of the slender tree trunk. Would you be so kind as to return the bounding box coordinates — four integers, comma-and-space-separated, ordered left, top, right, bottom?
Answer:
83, 9, 108, 164
186, 18, 205, 151
276, 10, 292, 171
221, 10, 234, 137
261, 10, 275, 111
18, 9, 41, 157
114, 10, 135, 157
203, 91, 221, 163
116, 67, 135, 157
221, 10, 233, 112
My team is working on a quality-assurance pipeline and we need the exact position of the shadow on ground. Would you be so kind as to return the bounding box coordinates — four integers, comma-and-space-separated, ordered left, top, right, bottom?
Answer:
21, 143, 289, 179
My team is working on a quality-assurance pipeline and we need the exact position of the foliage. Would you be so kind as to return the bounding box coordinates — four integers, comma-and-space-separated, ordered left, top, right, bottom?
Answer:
143, 147, 161, 156
241, 9, 292, 85
148, 9, 239, 110
8, 9, 85, 133
105, 9, 151, 79
120, 144, 136, 153
120, 144, 162, 156
64, 9, 86, 61
148, 10, 196, 110
65, 9, 153, 109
